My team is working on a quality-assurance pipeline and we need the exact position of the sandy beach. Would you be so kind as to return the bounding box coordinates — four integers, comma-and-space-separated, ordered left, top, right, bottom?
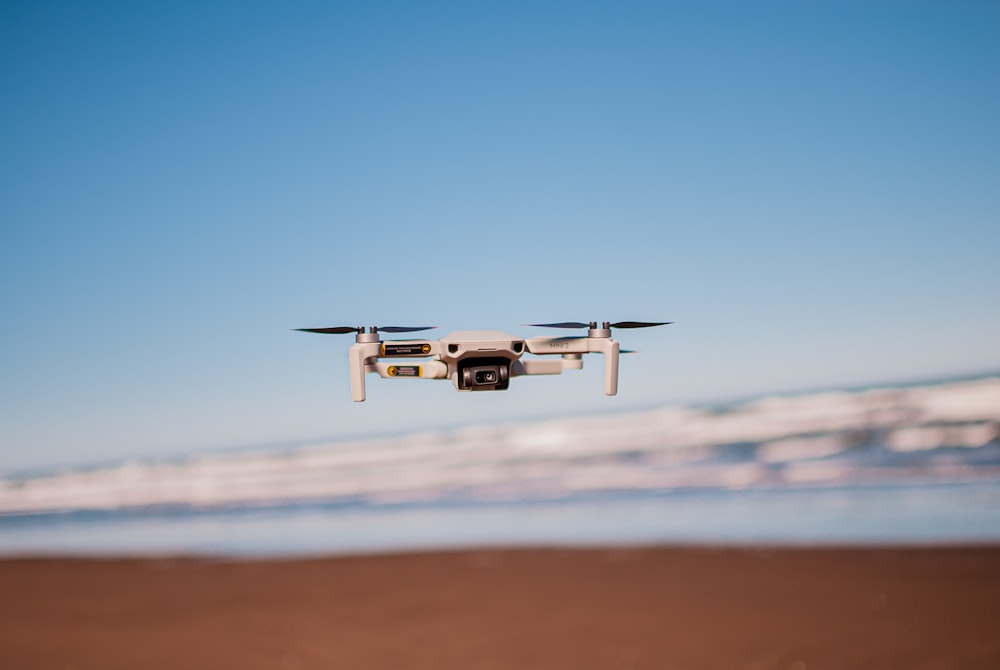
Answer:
2, 546, 999, 669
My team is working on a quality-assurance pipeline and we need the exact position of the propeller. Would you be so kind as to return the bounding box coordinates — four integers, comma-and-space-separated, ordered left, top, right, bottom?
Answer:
525, 321, 672, 329
295, 325, 438, 334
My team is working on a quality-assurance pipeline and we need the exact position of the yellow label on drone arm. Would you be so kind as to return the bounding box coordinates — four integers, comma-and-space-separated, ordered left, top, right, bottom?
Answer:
382, 343, 432, 357
387, 365, 421, 377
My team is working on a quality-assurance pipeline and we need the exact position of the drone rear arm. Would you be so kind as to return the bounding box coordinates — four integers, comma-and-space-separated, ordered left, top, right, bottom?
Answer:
511, 358, 565, 376
370, 360, 449, 379
349, 340, 441, 401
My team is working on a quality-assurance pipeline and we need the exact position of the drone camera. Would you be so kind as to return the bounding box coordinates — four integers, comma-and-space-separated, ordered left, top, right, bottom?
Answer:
457, 357, 511, 391
475, 369, 498, 384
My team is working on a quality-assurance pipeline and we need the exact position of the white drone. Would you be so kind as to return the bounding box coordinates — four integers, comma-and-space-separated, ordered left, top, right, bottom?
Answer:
297, 321, 672, 402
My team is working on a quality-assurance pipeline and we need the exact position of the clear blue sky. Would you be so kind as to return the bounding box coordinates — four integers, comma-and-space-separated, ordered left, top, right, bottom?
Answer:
2, 1, 998, 471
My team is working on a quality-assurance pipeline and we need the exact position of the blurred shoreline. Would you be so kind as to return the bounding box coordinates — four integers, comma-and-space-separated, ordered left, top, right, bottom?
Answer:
3, 481, 998, 557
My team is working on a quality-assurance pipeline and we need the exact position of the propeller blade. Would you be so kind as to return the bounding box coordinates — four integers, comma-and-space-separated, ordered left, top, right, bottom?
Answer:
526, 321, 673, 330
295, 325, 438, 335
525, 322, 590, 329
610, 321, 673, 329
295, 326, 358, 334
379, 326, 438, 333
620, 349, 638, 354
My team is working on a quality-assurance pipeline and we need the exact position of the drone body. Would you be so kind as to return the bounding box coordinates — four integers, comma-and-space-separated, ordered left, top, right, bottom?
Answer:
297, 322, 671, 402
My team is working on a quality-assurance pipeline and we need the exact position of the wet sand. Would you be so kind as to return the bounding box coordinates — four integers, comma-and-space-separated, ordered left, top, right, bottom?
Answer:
2, 546, 999, 669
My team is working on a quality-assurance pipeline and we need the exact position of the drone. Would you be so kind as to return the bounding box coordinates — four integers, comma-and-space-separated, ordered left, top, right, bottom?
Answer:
297, 321, 672, 402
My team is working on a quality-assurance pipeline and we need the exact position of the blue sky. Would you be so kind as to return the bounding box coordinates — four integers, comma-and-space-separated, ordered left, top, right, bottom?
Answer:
2, 1, 998, 471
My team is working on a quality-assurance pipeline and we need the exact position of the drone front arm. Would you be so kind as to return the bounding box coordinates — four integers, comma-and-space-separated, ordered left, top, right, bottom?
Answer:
597, 338, 620, 396
524, 336, 591, 356
524, 336, 620, 395
348, 341, 382, 402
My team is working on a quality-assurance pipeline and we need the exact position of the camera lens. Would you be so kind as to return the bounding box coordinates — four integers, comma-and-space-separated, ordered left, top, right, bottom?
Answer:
475, 369, 498, 385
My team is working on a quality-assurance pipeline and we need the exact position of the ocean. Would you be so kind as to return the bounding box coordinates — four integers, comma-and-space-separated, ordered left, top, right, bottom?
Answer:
3, 376, 999, 556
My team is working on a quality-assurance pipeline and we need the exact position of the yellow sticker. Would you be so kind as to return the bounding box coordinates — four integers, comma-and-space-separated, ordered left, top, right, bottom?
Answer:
383, 343, 431, 357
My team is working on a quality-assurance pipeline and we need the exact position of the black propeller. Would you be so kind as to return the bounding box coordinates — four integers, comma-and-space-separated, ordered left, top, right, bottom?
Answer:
526, 321, 672, 329
295, 325, 438, 334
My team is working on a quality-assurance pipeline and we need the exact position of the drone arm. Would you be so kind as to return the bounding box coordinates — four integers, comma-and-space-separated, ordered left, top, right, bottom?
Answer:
348, 341, 381, 402
524, 336, 592, 356
379, 341, 440, 357
511, 358, 566, 376
371, 360, 448, 379
596, 338, 620, 396
523, 336, 620, 395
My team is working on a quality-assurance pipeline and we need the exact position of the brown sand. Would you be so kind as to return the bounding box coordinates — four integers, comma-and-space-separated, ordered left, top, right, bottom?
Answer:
2, 547, 999, 669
